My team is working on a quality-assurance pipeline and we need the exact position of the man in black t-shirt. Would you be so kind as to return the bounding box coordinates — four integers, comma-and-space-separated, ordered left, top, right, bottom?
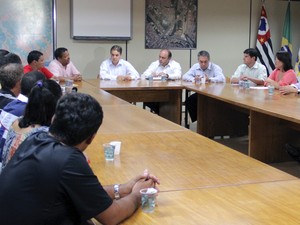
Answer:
0, 93, 159, 225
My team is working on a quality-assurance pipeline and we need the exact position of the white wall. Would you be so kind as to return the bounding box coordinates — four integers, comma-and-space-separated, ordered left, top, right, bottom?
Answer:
56, 0, 300, 79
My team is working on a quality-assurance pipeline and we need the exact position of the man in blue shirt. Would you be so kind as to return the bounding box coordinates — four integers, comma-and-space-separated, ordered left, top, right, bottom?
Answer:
183, 50, 225, 122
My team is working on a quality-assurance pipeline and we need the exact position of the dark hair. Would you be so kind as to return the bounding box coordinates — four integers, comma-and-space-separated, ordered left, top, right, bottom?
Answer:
276, 51, 293, 71
197, 50, 210, 60
0, 49, 9, 57
27, 50, 43, 64
243, 48, 258, 60
0, 63, 23, 89
49, 93, 103, 146
0, 52, 22, 67
21, 71, 46, 96
19, 80, 62, 128
110, 45, 122, 55
54, 47, 68, 59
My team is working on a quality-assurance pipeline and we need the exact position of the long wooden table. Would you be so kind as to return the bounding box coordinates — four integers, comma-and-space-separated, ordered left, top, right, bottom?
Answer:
185, 83, 300, 163
84, 79, 183, 124
123, 179, 300, 225
86, 131, 296, 192
78, 80, 300, 224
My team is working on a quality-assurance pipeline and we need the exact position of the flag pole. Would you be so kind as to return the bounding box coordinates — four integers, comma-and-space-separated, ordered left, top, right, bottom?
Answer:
248, 0, 252, 48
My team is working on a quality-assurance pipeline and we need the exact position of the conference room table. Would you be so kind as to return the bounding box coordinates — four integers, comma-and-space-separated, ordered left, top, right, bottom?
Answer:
77, 80, 300, 224
84, 79, 184, 125
185, 82, 300, 163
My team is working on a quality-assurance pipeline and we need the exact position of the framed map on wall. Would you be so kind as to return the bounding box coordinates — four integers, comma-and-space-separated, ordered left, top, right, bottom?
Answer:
145, 0, 197, 49
0, 0, 55, 65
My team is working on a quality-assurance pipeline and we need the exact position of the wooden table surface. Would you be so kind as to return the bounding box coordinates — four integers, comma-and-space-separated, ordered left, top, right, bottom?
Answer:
99, 105, 186, 134
82, 79, 183, 124
86, 131, 296, 191
77, 80, 300, 225
75, 80, 128, 106
185, 82, 300, 124
122, 179, 300, 225
84, 79, 183, 90
185, 83, 300, 163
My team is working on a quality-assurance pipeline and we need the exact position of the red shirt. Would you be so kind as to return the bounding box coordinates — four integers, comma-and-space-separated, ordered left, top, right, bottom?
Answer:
23, 65, 54, 79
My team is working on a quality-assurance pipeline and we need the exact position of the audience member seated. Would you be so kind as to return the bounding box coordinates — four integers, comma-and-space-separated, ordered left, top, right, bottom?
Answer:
0, 71, 46, 156
142, 49, 182, 114
183, 50, 225, 123
0, 79, 62, 172
264, 51, 297, 89
24, 50, 54, 79
0, 62, 23, 109
48, 47, 82, 81
0, 51, 22, 67
0, 49, 9, 57
231, 48, 267, 86
99, 45, 139, 81
0, 93, 159, 225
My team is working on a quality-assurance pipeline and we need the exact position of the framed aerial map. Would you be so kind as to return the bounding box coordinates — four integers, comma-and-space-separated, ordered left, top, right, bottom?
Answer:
145, 0, 197, 49
0, 0, 55, 65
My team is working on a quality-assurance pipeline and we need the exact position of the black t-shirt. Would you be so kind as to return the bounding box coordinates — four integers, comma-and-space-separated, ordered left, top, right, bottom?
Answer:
0, 132, 113, 225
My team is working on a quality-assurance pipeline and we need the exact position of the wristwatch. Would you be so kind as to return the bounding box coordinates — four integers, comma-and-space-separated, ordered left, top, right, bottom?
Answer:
113, 184, 120, 200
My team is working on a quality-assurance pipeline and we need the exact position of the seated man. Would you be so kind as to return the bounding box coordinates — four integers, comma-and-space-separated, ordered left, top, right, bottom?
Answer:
0, 71, 46, 162
231, 48, 267, 85
142, 49, 182, 114
0, 62, 23, 109
48, 47, 82, 81
183, 50, 225, 123
0, 93, 159, 225
24, 50, 54, 79
142, 49, 182, 80
99, 45, 139, 81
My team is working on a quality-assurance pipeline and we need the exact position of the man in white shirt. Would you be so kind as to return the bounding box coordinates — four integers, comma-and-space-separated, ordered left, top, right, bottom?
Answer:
231, 48, 267, 86
48, 47, 81, 81
99, 45, 139, 81
142, 49, 182, 80
142, 49, 182, 114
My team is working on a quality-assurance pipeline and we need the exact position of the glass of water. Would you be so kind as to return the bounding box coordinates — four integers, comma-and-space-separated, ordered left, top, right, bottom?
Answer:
103, 143, 115, 161
140, 188, 158, 213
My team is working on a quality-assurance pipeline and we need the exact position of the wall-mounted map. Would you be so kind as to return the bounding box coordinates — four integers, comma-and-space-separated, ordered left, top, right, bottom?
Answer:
0, 0, 54, 65
145, 0, 197, 49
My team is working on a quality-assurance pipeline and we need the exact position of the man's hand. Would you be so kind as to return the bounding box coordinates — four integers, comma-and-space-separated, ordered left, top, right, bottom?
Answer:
279, 85, 297, 95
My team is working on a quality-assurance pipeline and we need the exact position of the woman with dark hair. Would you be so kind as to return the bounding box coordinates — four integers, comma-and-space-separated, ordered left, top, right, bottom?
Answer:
0, 79, 62, 171
265, 51, 297, 89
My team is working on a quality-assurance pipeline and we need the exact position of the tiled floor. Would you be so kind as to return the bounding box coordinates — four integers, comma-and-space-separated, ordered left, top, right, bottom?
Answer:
188, 121, 300, 178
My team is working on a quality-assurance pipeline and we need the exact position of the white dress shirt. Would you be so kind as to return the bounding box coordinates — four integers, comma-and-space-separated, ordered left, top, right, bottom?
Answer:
231, 61, 267, 85
99, 59, 139, 80
142, 59, 182, 80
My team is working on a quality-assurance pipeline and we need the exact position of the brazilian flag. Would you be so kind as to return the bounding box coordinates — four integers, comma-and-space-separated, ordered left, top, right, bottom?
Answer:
281, 2, 292, 57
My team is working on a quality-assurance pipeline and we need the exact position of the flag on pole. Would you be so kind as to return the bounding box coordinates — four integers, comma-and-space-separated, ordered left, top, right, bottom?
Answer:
295, 48, 300, 80
281, 2, 292, 57
256, 5, 275, 75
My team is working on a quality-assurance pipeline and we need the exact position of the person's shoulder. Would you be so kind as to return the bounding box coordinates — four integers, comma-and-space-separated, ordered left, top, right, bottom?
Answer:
101, 58, 111, 65
3, 99, 25, 115
170, 59, 181, 66
211, 62, 222, 69
48, 59, 61, 66
254, 61, 265, 68
286, 69, 297, 75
